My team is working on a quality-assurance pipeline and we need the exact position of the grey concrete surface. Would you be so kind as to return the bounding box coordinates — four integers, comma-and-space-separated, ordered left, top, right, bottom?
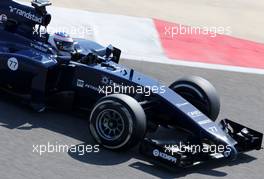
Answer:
0, 59, 263, 179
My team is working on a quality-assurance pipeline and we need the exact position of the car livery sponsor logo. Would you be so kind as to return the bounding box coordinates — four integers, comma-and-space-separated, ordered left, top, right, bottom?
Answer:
85, 84, 101, 92
0, 14, 7, 23
30, 43, 48, 52
76, 79, 84, 88
7, 57, 18, 71
208, 126, 218, 133
76, 79, 101, 92
153, 149, 160, 157
9, 6, 17, 13
176, 102, 189, 108
198, 119, 212, 125
187, 110, 203, 118
101, 76, 110, 85
9, 6, 43, 24
101, 76, 123, 86
101, 76, 121, 86
152, 149, 177, 163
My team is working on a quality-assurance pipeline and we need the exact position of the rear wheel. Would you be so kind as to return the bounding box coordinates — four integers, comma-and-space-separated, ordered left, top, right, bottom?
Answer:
169, 76, 220, 121
89, 94, 147, 151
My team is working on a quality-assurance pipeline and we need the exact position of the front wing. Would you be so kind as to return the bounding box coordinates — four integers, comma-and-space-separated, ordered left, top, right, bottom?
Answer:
139, 119, 263, 168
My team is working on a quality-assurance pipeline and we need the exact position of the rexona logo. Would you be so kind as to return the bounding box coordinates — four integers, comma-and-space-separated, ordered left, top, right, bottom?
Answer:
152, 149, 177, 163
9, 6, 43, 24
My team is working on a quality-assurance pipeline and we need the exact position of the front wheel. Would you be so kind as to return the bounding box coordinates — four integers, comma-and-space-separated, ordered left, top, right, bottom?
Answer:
89, 94, 147, 151
169, 76, 220, 121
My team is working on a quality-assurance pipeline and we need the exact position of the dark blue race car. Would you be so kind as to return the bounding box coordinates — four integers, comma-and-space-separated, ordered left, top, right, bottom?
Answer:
0, 0, 262, 168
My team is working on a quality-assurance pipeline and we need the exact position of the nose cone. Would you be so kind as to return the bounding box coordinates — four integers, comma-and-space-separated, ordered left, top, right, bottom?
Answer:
224, 145, 238, 161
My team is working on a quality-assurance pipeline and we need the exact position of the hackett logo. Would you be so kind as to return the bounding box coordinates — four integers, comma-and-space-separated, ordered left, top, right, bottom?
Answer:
9, 6, 43, 24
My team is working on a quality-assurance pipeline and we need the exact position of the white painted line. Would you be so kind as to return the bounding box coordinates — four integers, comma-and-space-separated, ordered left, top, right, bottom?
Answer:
46, 6, 165, 60
123, 54, 264, 75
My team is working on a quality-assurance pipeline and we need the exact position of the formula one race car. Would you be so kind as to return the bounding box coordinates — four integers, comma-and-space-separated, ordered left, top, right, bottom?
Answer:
0, 0, 262, 168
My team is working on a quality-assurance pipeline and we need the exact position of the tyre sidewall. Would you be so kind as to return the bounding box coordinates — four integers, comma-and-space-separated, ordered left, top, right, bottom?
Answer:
89, 94, 146, 150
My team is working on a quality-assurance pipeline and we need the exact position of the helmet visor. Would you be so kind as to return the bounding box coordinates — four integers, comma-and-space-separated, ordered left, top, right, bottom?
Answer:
55, 39, 74, 52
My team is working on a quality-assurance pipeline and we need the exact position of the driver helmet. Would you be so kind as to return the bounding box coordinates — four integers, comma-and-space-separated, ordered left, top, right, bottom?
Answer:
48, 32, 74, 52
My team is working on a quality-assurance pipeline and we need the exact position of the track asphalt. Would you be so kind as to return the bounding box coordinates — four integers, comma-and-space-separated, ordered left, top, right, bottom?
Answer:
0, 59, 263, 179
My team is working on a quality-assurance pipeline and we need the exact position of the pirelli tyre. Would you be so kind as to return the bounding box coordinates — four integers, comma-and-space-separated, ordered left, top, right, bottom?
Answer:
89, 94, 147, 151
169, 76, 220, 121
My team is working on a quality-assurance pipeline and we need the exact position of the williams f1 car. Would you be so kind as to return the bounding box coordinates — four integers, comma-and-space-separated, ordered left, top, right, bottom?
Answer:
0, 0, 262, 168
